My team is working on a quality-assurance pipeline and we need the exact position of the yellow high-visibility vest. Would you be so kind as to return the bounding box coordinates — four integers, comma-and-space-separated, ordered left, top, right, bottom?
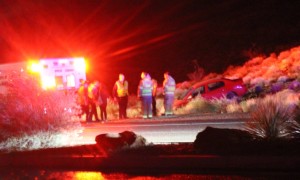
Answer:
116, 80, 128, 97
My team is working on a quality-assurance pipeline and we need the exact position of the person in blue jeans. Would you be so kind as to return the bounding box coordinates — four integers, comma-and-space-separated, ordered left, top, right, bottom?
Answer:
138, 72, 153, 119
163, 72, 176, 116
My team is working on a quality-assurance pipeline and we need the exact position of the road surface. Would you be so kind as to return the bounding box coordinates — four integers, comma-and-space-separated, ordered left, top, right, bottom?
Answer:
76, 113, 251, 145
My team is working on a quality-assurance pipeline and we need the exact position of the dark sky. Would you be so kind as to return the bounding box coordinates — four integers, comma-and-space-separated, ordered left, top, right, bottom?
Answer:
1, 0, 300, 92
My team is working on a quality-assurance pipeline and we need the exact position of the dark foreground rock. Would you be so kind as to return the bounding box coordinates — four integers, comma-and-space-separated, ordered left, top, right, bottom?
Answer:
194, 127, 300, 155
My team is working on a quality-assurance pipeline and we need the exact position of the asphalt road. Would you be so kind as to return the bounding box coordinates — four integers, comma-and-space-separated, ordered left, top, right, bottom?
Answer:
77, 113, 251, 145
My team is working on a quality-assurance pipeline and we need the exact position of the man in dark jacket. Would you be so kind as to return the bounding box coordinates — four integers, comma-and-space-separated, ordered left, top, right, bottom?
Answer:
113, 74, 129, 119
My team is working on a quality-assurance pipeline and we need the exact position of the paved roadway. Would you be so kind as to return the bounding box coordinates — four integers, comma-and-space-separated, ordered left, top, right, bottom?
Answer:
76, 113, 251, 145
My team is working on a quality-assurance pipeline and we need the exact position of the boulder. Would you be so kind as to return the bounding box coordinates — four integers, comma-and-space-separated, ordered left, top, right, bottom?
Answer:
95, 131, 145, 152
193, 127, 254, 154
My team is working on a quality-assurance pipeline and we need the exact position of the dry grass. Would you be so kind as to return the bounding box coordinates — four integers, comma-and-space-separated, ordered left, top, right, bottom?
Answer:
174, 97, 218, 114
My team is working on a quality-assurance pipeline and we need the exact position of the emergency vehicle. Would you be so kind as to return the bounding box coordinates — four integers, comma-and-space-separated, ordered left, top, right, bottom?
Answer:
0, 57, 87, 91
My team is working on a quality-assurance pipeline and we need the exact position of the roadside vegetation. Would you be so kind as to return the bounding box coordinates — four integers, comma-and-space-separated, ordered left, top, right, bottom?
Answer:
0, 74, 82, 151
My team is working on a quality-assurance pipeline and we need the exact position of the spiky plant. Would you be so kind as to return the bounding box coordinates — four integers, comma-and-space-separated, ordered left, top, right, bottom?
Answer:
290, 106, 300, 138
246, 95, 295, 140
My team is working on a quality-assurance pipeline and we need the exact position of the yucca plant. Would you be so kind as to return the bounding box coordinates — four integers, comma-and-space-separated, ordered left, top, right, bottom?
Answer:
290, 106, 300, 138
246, 95, 295, 140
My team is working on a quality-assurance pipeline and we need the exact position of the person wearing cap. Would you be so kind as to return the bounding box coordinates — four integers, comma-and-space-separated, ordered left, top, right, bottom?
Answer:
113, 73, 129, 119
163, 72, 176, 116
138, 72, 153, 119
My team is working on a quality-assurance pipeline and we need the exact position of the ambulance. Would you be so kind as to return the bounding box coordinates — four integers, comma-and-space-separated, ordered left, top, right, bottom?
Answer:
0, 57, 87, 91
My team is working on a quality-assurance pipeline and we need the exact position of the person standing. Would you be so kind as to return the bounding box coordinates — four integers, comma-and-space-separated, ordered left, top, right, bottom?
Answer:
163, 72, 176, 116
88, 81, 100, 122
77, 79, 89, 122
152, 78, 158, 116
113, 73, 129, 119
98, 82, 109, 122
138, 72, 153, 119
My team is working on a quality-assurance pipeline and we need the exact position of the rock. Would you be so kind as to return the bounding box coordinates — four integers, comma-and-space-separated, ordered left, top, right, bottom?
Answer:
95, 131, 143, 152
193, 127, 254, 154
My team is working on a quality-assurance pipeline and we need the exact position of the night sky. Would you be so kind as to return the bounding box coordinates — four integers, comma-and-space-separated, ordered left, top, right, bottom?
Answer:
1, 0, 300, 92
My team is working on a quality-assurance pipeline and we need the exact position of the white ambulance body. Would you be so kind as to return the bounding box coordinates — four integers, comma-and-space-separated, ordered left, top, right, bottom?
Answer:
0, 57, 87, 91
39, 57, 86, 90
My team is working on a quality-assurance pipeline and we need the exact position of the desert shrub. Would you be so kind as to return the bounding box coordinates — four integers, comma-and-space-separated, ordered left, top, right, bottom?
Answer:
245, 95, 295, 140
225, 102, 243, 113
289, 98, 300, 138
106, 99, 119, 120
239, 98, 257, 112
127, 96, 142, 118
175, 96, 217, 114
156, 98, 164, 115
106, 95, 142, 119
209, 96, 246, 113
0, 75, 82, 151
210, 97, 235, 113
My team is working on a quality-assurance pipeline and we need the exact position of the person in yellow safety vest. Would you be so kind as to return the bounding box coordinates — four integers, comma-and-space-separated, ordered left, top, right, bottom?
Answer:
77, 79, 89, 122
152, 78, 158, 116
113, 73, 129, 119
163, 72, 176, 116
87, 81, 100, 122
138, 72, 153, 119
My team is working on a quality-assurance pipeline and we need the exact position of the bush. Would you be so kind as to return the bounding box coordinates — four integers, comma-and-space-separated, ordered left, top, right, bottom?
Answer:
106, 99, 119, 120
210, 96, 241, 113
174, 96, 217, 114
245, 95, 295, 140
106, 95, 142, 119
0, 74, 82, 151
290, 102, 300, 138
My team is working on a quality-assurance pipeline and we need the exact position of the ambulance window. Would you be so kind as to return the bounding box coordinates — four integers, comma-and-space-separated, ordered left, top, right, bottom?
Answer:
53, 62, 58, 66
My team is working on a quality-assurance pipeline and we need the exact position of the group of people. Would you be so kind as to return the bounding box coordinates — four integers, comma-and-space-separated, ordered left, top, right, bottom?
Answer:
77, 71, 176, 122
113, 71, 176, 120
77, 79, 109, 122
